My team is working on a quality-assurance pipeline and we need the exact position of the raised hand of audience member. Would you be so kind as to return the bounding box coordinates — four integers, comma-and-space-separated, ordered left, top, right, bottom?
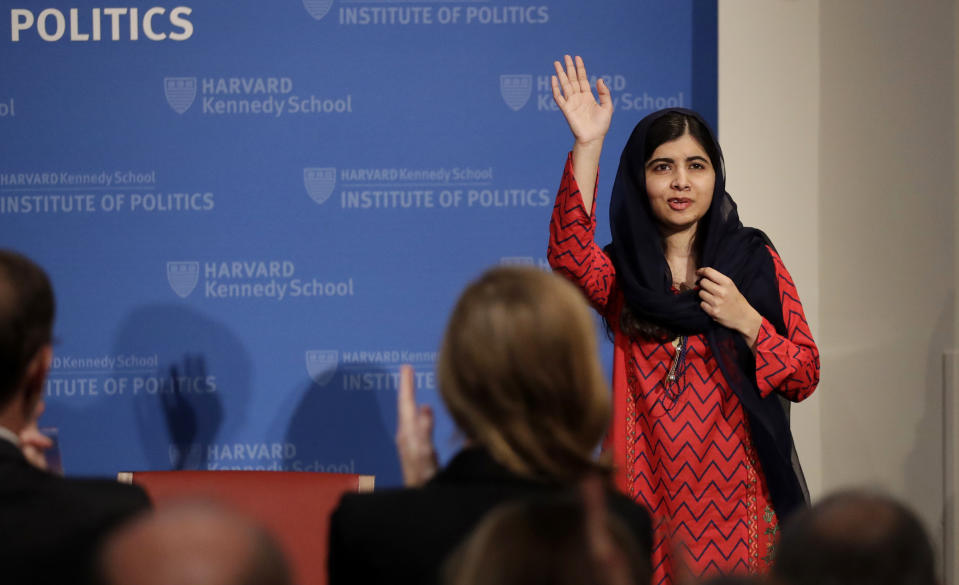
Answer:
19, 400, 53, 470
395, 364, 438, 487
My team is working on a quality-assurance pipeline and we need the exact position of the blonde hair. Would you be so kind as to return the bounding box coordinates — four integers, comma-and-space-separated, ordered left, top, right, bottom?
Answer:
437, 266, 610, 482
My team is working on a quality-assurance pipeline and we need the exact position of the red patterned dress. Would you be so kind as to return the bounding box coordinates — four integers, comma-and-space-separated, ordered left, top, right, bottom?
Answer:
547, 154, 819, 585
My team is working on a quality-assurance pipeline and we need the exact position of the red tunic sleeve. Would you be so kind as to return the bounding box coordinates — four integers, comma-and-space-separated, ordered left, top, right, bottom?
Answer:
547, 152, 617, 315
753, 246, 820, 401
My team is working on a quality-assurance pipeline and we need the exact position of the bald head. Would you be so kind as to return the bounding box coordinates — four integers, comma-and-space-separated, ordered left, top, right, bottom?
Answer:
773, 490, 937, 585
100, 503, 291, 585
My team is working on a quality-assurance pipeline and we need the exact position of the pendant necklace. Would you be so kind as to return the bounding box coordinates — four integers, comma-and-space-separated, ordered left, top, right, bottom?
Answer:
664, 335, 689, 401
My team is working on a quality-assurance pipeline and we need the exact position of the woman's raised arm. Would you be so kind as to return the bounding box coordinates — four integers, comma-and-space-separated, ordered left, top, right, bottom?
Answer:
551, 55, 613, 215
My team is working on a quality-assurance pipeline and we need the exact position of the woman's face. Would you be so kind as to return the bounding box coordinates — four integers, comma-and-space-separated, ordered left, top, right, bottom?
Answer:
644, 132, 715, 236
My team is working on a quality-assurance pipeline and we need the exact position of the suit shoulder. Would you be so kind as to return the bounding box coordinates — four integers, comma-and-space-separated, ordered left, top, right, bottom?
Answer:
0, 470, 150, 583
332, 487, 433, 525
60, 476, 151, 513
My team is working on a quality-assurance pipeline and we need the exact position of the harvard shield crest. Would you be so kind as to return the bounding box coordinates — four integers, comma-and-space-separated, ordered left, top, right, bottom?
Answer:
306, 350, 339, 386
302, 0, 334, 21
303, 168, 337, 205
500, 75, 532, 111
167, 261, 199, 298
164, 77, 197, 114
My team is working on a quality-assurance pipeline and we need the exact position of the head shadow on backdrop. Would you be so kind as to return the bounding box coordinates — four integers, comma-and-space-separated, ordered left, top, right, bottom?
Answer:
276, 360, 403, 484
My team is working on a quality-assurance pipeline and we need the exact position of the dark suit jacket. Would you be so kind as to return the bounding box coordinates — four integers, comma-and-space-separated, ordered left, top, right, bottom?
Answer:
0, 439, 151, 585
328, 448, 652, 585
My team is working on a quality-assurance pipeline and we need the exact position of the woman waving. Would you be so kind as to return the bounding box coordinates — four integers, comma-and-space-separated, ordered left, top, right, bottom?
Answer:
547, 55, 819, 585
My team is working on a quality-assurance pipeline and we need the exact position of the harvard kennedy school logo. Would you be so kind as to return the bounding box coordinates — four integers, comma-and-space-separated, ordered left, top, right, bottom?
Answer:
302, 0, 334, 21
304, 168, 336, 205
500, 75, 532, 111
164, 77, 197, 114
167, 262, 199, 298
306, 350, 339, 386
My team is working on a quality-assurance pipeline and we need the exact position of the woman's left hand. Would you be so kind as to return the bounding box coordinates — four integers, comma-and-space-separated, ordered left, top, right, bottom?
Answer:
395, 364, 438, 487
696, 267, 763, 348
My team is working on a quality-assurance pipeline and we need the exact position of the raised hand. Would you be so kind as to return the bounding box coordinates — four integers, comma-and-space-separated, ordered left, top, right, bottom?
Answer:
395, 364, 438, 487
551, 55, 613, 146
551, 55, 612, 214
20, 400, 53, 471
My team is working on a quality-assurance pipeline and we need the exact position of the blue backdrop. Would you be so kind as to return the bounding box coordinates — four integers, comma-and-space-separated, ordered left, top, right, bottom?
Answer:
0, 0, 716, 487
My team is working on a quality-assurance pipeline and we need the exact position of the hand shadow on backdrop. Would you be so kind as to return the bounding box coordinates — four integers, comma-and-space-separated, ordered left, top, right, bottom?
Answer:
275, 362, 402, 487
112, 304, 251, 471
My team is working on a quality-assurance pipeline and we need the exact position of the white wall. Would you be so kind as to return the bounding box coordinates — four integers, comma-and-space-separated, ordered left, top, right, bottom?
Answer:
718, 0, 823, 495
719, 0, 957, 579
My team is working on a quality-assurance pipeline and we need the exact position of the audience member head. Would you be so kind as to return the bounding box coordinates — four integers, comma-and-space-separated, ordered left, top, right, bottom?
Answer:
444, 480, 650, 585
99, 502, 291, 585
437, 266, 610, 482
0, 250, 54, 429
773, 489, 937, 585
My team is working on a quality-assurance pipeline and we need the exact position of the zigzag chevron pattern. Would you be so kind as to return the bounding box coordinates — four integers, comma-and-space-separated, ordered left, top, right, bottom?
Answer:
548, 155, 820, 584
624, 332, 775, 584
753, 246, 821, 401
546, 156, 616, 316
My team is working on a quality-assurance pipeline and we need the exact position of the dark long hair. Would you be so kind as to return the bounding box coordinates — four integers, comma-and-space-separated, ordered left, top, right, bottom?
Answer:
0, 250, 54, 408
604, 111, 722, 341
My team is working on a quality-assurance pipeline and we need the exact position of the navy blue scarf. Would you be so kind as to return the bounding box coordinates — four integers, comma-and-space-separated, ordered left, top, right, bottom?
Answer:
606, 108, 808, 522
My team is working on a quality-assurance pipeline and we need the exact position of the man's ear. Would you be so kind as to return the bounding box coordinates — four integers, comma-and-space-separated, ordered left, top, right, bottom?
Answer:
21, 344, 52, 414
